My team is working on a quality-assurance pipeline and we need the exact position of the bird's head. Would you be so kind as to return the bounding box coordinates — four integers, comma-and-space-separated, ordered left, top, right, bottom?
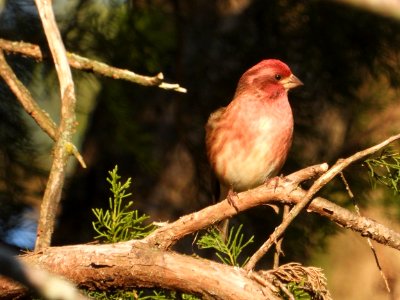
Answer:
235, 59, 303, 99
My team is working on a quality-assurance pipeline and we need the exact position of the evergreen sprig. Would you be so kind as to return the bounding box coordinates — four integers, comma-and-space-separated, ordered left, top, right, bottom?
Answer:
284, 281, 312, 300
197, 224, 254, 266
364, 149, 400, 194
92, 165, 154, 243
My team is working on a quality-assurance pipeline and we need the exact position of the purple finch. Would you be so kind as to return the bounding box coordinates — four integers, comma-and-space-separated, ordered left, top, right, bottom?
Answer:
205, 59, 302, 231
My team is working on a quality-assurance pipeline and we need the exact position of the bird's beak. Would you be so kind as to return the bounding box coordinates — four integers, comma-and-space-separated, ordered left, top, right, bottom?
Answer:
281, 74, 303, 91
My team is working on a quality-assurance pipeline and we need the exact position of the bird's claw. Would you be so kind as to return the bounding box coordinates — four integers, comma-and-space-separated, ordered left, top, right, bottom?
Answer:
265, 175, 281, 192
265, 174, 293, 192
227, 189, 239, 212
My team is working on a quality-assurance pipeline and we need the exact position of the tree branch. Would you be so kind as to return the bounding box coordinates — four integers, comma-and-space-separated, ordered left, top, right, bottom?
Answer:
143, 162, 400, 253
0, 49, 86, 168
34, 0, 78, 250
0, 159, 398, 298
0, 241, 279, 300
244, 132, 400, 270
0, 165, 396, 298
0, 33, 187, 250
0, 38, 187, 93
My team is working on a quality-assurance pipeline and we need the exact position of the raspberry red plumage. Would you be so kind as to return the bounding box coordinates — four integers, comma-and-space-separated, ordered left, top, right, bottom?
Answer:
206, 59, 302, 193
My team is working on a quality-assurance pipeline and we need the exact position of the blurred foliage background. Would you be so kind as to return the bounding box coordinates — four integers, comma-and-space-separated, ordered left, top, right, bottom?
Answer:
1, 0, 400, 298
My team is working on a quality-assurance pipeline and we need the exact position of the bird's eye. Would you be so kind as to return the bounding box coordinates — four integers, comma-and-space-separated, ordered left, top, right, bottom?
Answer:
275, 74, 282, 81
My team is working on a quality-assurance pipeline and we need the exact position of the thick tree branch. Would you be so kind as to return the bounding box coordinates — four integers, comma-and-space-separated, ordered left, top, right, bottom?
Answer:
0, 241, 279, 300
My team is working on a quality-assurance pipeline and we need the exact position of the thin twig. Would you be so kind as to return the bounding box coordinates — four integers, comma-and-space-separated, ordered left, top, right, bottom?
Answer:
244, 133, 400, 271
273, 205, 289, 269
249, 271, 279, 294
340, 172, 391, 293
0, 38, 187, 93
340, 172, 354, 198
276, 281, 295, 300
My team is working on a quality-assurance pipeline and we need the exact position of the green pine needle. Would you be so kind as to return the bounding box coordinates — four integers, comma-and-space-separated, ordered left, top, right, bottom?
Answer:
364, 149, 400, 195
197, 224, 254, 266
92, 165, 154, 243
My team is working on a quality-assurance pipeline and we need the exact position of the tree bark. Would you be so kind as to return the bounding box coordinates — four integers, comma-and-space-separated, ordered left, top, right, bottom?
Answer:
0, 241, 279, 300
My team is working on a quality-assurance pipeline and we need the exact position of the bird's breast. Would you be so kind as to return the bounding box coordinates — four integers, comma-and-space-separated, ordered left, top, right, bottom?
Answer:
210, 99, 293, 191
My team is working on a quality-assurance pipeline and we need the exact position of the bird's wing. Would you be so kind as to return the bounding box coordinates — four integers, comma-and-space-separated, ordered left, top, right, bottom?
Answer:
205, 107, 226, 132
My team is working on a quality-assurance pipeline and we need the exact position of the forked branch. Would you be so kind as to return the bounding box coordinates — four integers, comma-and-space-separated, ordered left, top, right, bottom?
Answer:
244, 132, 400, 270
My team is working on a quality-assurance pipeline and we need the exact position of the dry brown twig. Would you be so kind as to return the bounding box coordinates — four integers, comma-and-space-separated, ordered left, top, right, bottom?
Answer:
273, 205, 289, 269
340, 172, 391, 293
0, 38, 187, 93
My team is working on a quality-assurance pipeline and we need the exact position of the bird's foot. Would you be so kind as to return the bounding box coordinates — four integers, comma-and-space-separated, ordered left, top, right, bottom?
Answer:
265, 175, 297, 194
227, 188, 239, 212
265, 174, 293, 191
265, 175, 282, 191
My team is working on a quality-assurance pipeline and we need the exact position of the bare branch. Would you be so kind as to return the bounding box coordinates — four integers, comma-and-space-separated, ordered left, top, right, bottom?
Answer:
0, 38, 187, 93
244, 133, 400, 270
0, 49, 57, 138
341, 172, 391, 292
0, 241, 278, 300
143, 163, 400, 253
0, 49, 86, 168
34, 0, 78, 250
273, 205, 289, 269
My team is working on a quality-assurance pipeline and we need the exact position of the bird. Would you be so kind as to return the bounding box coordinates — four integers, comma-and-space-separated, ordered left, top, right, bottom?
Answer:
205, 59, 302, 237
